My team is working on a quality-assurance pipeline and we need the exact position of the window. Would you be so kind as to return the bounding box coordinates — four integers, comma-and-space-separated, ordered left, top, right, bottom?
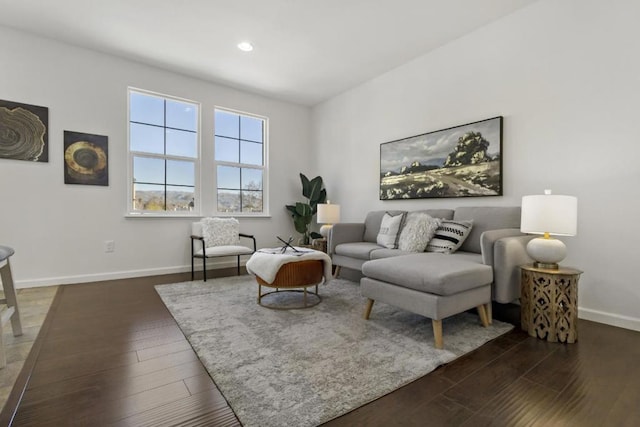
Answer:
214, 108, 267, 214
128, 89, 199, 214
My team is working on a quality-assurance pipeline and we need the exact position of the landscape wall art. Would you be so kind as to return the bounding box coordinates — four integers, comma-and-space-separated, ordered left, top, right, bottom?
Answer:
380, 116, 503, 200
0, 99, 49, 162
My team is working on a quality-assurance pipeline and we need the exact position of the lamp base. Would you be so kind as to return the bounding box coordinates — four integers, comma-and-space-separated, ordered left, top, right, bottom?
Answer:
526, 236, 567, 269
532, 261, 560, 270
319, 224, 333, 238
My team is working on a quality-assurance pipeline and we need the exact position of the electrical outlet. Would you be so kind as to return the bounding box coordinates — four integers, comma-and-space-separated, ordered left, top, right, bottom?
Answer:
104, 240, 115, 253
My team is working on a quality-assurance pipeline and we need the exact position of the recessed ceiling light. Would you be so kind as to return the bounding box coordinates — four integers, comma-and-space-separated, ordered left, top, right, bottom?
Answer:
237, 42, 254, 52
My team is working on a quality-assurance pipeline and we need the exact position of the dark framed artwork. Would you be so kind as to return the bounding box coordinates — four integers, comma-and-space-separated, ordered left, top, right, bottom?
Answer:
380, 116, 503, 200
0, 99, 49, 162
64, 131, 109, 186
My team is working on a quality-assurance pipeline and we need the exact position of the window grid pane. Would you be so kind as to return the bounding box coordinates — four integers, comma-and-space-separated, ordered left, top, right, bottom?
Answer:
215, 136, 240, 163
240, 140, 263, 166
130, 123, 164, 155
241, 190, 263, 213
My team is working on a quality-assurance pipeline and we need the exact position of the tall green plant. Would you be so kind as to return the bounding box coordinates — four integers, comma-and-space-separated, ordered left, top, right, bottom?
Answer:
285, 173, 327, 245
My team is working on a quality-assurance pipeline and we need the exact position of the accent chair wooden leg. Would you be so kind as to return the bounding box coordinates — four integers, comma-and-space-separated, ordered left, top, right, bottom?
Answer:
363, 298, 374, 320
477, 304, 490, 327
237, 255, 241, 275
333, 265, 341, 278
432, 319, 443, 349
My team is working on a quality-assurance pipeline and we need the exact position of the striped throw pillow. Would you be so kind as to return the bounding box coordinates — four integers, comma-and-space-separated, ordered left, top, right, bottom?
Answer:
426, 220, 473, 254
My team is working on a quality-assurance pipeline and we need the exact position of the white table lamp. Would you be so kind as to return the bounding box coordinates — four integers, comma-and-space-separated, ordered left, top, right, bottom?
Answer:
521, 190, 577, 269
317, 201, 340, 238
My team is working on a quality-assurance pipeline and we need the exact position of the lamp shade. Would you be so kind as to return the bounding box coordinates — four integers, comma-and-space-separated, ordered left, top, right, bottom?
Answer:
317, 203, 340, 224
521, 193, 577, 236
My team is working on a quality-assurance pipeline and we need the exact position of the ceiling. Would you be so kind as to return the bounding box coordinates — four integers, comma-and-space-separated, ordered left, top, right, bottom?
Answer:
0, 0, 537, 106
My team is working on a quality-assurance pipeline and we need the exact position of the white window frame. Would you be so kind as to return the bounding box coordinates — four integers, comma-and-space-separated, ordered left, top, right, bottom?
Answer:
127, 87, 201, 217
213, 107, 269, 217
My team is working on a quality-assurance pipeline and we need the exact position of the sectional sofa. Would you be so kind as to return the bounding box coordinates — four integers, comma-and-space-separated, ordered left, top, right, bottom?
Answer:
328, 206, 534, 348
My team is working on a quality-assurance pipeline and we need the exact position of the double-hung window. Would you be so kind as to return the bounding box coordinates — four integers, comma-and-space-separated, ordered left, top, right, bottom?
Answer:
128, 89, 199, 214
214, 108, 267, 214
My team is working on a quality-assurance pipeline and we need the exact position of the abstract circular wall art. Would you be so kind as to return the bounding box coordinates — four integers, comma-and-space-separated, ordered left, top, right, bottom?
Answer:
0, 99, 49, 162
64, 131, 109, 186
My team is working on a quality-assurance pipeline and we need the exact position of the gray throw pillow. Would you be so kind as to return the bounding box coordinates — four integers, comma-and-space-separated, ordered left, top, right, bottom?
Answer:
376, 212, 406, 249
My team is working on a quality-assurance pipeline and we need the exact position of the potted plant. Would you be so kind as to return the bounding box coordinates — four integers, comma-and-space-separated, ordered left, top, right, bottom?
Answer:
285, 173, 327, 245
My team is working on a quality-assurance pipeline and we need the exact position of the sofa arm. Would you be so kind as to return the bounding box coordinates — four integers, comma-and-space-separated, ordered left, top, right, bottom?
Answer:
329, 223, 365, 255
481, 228, 527, 266
492, 235, 536, 303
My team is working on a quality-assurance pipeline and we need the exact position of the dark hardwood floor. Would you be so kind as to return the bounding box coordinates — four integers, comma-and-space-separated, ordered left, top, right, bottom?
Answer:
2, 271, 639, 426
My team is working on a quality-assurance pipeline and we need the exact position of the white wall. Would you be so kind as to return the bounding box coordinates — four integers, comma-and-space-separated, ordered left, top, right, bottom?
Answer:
0, 26, 312, 286
312, 0, 640, 330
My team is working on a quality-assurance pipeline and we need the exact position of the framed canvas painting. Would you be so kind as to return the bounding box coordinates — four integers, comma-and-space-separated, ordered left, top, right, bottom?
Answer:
380, 116, 503, 200
64, 130, 109, 186
0, 99, 49, 162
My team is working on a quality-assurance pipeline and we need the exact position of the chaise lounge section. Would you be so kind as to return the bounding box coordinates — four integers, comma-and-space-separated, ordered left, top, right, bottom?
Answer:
329, 206, 534, 348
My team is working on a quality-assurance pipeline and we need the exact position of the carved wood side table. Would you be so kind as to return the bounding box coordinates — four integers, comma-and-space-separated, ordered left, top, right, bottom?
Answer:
520, 264, 582, 343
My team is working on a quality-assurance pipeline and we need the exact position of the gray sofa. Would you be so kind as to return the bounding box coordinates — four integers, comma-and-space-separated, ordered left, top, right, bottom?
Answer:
329, 206, 534, 348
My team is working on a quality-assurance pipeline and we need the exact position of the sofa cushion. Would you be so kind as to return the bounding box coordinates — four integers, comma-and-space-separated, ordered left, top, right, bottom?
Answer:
376, 212, 406, 248
362, 253, 492, 296
454, 206, 521, 254
397, 212, 441, 252
370, 248, 412, 259
426, 220, 473, 254
334, 242, 382, 260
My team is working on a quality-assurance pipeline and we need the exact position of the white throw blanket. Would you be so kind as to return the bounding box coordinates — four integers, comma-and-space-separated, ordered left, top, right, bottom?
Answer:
246, 247, 333, 284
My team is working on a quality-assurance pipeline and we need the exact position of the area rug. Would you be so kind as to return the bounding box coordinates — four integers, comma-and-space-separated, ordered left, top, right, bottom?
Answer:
155, 276, 513, 427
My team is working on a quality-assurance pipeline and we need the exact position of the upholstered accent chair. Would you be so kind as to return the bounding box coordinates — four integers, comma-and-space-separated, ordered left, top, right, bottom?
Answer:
191, 218, 256, 281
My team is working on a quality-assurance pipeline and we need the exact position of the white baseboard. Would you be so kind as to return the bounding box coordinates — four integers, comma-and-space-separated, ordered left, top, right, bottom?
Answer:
579, 307, 640, 332
15, 259, 241, 289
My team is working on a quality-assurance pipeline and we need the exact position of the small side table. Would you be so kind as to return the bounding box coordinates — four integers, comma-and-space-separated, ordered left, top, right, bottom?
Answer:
311, 238, 328, 254
520, 264, 582, 343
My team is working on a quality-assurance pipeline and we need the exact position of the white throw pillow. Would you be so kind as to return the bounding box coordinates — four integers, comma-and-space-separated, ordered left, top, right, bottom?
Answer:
398, 213, 441, 252
376, 212, 406, 249
201, 217, 240, 248
426, 220, 473, 254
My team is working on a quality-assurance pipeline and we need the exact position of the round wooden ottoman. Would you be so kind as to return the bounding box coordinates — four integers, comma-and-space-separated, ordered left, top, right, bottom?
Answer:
256, 259, 324, 309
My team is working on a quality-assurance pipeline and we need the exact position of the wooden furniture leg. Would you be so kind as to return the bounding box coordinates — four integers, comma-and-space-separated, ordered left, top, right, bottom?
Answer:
0, 257, 22, 337
333, 265, 341, 279
0, 307, 6, 368
477, 304, 490, 327
363, 298, 374, 319
432, 319, 443, 349
486, 302, 493, 324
